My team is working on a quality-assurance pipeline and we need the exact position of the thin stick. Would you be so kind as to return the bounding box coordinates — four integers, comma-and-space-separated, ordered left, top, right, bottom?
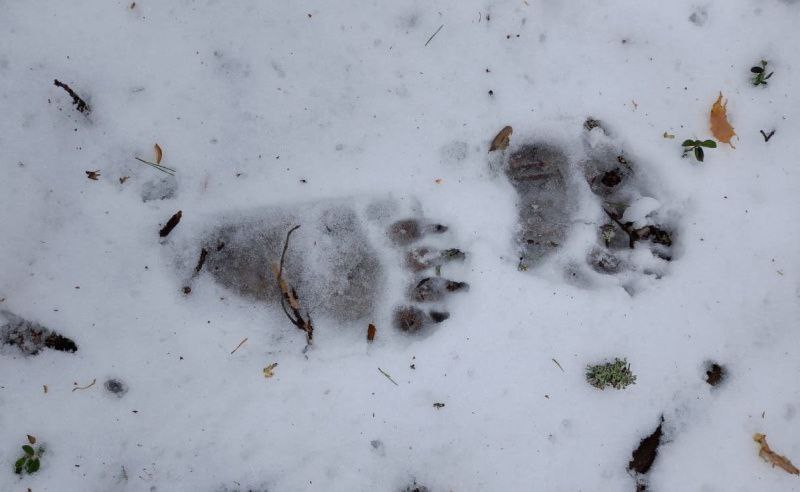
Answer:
230, 337, 248, 355
72, 378, 97, 392
552, 358, 565, 372
378, 367, 399, 386
425, 24, 444, 46
135, 157, 176, 176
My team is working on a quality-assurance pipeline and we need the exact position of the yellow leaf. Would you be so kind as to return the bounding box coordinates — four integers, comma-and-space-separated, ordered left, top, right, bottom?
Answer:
489, 126, 512, 152
263, 362, 278, 378
754, 433, 800, 475
154, 143, 163, 164
710, 92, 736, 147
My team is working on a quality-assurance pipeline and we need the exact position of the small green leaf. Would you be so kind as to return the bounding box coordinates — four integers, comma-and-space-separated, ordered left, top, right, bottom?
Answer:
14, 457, 26, 474
22, 445, 34, 456
694, 147, 704, 162
681, 139, 695, 147
26, 457, 40, 474
765, 72, 773, 80
700, 140, 717, 148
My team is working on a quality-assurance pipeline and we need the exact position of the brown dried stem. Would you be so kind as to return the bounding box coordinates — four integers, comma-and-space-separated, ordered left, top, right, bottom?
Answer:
272, 225, 313, 345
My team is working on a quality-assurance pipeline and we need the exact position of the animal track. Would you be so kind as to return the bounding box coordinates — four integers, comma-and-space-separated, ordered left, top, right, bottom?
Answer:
502, 119, 677, 288
175, 198, 468, 335
170, 118, 674, 338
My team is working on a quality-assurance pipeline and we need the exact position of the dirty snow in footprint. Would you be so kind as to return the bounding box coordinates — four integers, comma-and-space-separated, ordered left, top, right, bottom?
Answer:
1, 1, 799, 491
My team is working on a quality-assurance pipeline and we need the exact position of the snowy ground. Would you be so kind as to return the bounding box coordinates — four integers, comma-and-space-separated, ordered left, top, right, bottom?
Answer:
1, 1, 799, 491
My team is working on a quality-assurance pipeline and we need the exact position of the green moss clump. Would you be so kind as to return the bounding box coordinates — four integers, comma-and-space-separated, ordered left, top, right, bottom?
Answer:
586, 357, 636, 390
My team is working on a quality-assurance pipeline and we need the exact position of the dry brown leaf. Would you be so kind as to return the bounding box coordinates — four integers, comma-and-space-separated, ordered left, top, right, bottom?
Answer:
663, 132, 675, 139
154, 143, 163, 164
710, 92, 736, 147
85, 170, 100, 180
489, 125, 512, 152
263, 362, 278, 378
27, 435, 36, 445
367, 323, 376, 342
754, 433, 800, 475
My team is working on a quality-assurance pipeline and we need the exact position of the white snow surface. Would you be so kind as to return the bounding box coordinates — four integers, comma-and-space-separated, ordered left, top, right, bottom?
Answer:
1, 1, 799, 491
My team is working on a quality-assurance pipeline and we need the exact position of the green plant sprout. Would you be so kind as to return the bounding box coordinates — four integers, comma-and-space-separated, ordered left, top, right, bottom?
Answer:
750, 60, 773, 87
14, 435, 44, 475
682, 139, 717, 162
586, 357, 637, 390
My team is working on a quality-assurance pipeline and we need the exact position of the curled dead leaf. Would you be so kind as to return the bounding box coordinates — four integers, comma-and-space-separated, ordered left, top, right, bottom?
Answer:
754, 433, 800, 475
489, 125, 512, 152
154, 143, 163, 164
367, 323, 376, 342
710, 92, 736, 147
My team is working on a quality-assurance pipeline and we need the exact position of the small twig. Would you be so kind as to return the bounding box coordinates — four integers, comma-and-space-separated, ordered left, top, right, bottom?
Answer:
54, 79, 91, 114
230, 337, 248, 355
760, 129, 776, 142
552, 358, 565, 372
72, 378, 97, 392
424, 24, 444, 46
378, 367, 399, 386
603, 208, 636, 248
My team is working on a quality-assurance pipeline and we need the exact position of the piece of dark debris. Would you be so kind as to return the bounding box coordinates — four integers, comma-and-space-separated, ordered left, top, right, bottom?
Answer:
85, 170, 100, 180
159, 210, 182, 237
194, 248, 208, 274
402, 481, 429, 492
760, 129, 776, 142
705, 362, 725, 386
104, 378, 129, 397
629, 417, 664, 475
1, 310, 78, 355
433, 402, 445, 409
53, 79, 91, 114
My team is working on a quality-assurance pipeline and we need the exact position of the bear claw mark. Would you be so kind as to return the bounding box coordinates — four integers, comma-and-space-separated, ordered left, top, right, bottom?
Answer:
405, 247, 465, 272
393, 306, 450, 333
389, 219, 448, 245
412, 277, 469, 302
